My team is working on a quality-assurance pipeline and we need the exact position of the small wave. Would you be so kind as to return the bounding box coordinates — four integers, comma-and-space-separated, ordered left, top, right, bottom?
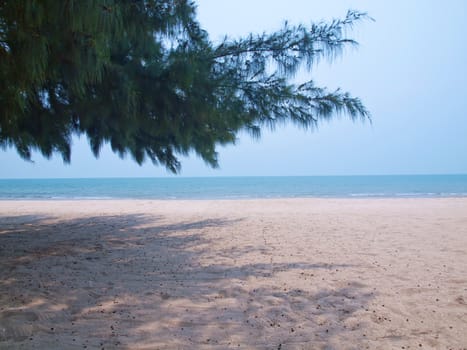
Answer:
47, 196, 115, 200
349, 193, 388, 197
439, 192, 467, 197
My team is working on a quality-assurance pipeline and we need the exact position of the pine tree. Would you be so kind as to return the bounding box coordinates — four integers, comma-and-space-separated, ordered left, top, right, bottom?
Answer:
0, 0, 370, 172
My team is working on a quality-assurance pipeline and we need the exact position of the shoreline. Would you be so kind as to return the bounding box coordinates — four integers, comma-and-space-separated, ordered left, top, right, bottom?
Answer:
1, 198, 466, 348
1, 194, 467, 201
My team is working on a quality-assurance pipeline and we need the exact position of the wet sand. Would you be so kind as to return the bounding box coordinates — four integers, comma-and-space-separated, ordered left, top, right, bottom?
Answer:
0, 198, 466, 349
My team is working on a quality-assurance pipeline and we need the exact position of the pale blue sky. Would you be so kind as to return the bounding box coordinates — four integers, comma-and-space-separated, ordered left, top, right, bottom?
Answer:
1, 0, 466, 178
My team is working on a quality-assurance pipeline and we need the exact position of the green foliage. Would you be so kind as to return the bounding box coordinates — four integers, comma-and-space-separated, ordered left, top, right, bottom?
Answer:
0, 0, 370, 172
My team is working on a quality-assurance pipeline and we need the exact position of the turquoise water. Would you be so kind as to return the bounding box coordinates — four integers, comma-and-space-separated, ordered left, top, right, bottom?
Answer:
0, 175, 466, 200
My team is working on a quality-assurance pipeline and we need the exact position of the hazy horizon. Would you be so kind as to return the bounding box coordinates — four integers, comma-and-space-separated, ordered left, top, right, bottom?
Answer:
1, 174, 467, 180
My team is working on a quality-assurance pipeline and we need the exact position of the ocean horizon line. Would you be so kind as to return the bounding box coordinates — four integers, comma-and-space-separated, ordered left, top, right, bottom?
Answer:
1, 173, 467, 181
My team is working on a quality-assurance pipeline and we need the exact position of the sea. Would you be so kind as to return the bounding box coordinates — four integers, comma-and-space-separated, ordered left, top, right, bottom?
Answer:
0, 175, 466, 200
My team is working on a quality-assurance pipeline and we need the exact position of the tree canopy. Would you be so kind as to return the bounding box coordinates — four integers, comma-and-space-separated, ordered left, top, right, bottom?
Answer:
0, 0, 370, 172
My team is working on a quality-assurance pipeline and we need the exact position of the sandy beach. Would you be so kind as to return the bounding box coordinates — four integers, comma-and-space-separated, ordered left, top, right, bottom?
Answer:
0, 198, 466, 349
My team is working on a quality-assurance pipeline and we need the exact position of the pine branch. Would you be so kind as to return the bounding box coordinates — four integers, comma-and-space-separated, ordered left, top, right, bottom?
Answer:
211, 10, 369, 77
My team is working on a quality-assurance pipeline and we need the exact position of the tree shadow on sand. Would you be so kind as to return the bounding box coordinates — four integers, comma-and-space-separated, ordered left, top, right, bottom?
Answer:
0, 213, 375, 349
